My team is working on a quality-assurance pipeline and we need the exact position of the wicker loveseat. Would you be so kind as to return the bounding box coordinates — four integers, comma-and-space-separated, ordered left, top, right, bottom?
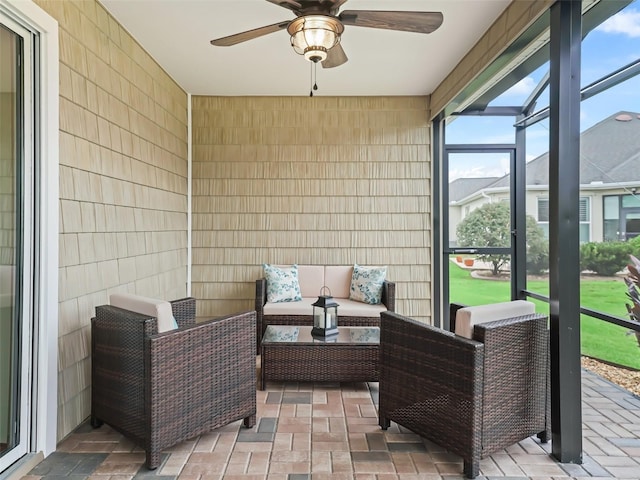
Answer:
255, 264, 395, 349
91, 296, 257, 469
378, 302, 550, 479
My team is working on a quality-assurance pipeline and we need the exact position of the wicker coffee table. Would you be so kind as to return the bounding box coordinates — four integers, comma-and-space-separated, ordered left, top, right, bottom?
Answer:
260, 325, 380, 389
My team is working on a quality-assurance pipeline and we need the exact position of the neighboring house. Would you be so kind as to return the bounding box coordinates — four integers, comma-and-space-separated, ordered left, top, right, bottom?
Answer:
449, 111, 640, 245
448, 177, 500, 239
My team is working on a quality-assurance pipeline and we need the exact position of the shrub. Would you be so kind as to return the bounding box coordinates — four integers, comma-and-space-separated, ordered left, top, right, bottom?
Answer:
456, 202, 548, 275
580, 241, 632, 276
629, 235, 640, 250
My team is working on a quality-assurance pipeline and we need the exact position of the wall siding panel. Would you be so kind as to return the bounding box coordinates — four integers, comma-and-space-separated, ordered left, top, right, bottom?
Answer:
191, 96, 432, 323
34, 0, 189, 440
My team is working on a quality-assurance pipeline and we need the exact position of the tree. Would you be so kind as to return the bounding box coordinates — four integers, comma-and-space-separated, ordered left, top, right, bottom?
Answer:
526, 214, 549, 275
456, 201, 548, 275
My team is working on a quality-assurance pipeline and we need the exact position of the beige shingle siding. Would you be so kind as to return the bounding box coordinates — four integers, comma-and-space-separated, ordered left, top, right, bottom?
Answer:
0, 93, 16, 265
191, 96, 432, 323
34, 0, 188, 440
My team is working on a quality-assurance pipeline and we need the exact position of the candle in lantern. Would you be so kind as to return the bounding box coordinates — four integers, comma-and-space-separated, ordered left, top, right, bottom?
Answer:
311, 287, 339, 338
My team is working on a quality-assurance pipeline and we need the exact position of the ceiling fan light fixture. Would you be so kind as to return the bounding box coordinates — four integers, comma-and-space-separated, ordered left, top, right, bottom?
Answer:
288, 15, 344, 63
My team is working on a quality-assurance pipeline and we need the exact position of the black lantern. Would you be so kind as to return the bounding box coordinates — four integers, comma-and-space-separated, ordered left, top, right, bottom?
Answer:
311, 287, 339, 337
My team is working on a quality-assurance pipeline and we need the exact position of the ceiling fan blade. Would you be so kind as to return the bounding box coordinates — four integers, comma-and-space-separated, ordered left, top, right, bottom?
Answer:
322, 43, 348, 68
210, 21, 291, 46
339, 10, 443, 34
265, 0, 302, 13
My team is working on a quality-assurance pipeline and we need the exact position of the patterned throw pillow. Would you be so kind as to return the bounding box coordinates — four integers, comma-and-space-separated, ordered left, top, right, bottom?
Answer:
349, 264, 387, 305
263, 264, 302, 303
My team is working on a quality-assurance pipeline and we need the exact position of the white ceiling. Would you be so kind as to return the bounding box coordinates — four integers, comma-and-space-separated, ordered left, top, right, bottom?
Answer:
99, 0, 512, 97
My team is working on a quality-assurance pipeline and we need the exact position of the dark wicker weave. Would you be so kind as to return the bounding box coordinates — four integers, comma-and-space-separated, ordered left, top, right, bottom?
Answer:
260, 326, 379, 389
255, 278, 395, 352
91, 297, 257, 470
378, 310, 550, 479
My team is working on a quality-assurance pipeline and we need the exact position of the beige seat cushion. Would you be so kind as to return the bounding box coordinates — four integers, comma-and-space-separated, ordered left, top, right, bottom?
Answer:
263, 298, 315, 316
263, 297, 386, 317
333, 298, 386, 317
455, 300, 536, 339
110, 293, 178, 333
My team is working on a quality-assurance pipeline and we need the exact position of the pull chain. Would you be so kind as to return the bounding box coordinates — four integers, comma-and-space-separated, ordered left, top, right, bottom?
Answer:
309, 61, 319, 97
313, 61, 318, 92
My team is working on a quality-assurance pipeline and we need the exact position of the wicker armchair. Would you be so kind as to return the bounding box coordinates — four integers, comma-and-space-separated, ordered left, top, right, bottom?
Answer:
378, 307, 550, 479
91, 297, 257, 470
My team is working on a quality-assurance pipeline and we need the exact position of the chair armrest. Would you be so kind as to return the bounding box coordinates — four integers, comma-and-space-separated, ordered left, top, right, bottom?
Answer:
381, 281, 395, 312
92, 305, 157, 435
255, 279, 266, 312
146, 311, 257, 447
255, 279, 267, 351
379, 311, 484, 456
170, 297, 196, 328
474, 314, 548, 378
474, 314, 549, 438
449, 302, 468, 333
380, 311, 484, 396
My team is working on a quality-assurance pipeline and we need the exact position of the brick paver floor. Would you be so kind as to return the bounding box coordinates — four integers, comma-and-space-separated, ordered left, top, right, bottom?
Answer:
20, 369, 640, 479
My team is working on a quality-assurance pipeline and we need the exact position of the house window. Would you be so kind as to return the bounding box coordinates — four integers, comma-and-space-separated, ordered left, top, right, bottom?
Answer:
537, 198, 549, 222
537, 197, 590, 242
605, 194, 640, 241
603, 195, 619, 241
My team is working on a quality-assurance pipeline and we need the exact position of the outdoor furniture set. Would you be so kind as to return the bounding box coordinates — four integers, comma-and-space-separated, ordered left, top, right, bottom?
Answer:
256, 264, 393, 386
90, 267, 549, 479
255, 264, 395, 350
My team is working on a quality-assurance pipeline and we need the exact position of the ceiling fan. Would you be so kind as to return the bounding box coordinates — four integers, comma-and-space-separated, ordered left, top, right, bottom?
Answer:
210, 0, 443, 68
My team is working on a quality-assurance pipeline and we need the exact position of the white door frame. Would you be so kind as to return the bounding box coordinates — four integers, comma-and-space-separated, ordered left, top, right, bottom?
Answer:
0, 0, 58, 465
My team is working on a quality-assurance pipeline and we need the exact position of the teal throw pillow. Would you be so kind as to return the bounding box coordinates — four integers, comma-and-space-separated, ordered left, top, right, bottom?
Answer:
263, 264, 302, 303
349, 264, 387, 305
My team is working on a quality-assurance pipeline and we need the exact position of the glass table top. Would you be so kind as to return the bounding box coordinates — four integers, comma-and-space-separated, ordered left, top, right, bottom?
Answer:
262, 325, 380, 344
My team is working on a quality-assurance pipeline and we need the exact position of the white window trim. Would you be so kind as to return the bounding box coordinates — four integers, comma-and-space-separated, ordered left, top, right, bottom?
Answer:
537, 196, 591, 241
1, 0, 59, 458
580, 196, 592, 241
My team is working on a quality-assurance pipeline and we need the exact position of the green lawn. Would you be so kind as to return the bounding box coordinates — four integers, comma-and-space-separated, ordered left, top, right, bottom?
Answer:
449, 262, 640, 369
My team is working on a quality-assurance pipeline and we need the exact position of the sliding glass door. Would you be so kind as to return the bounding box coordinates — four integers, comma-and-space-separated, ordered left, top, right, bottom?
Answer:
0, 16, 34, 471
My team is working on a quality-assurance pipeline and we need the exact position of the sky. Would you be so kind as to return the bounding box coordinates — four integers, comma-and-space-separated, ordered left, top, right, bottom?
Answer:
446, 3, 640, 181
